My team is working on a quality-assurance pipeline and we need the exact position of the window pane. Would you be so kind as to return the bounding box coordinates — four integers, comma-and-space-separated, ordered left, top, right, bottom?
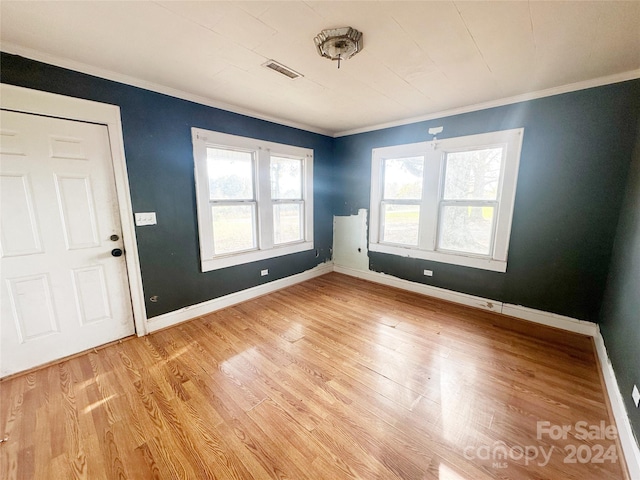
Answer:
273, 203, 302, 244
271, 156, 302, 200
438, 205, 494, 255
383, 157, 424, 200
382, 204, 420, 245
212, 204, 256, 254
443, 148, 502, 200
207, 148, 254, 200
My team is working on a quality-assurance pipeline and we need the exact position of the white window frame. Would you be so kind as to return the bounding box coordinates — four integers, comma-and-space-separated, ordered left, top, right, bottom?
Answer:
369, 128, 523, 272
192, 128, 313, 272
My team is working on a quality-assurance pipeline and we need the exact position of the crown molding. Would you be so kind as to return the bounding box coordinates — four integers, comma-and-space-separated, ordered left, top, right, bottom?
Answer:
2, 42, 638, 139
0, 43, 333, 137
333, 69, 640, 137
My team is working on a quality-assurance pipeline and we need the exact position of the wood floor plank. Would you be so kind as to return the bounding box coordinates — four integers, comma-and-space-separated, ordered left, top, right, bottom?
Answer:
0, 272, 630, 479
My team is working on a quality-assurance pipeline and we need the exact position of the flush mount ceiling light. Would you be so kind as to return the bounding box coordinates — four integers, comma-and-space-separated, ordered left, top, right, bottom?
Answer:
314, 27, 363, 69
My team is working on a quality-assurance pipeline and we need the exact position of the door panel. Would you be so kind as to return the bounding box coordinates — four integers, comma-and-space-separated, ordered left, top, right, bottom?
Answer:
71, 265, 112, 325
0, 110, 135, 376
0, 173, 43, 256
6, 273, 58, 342
55, 174, 100, 249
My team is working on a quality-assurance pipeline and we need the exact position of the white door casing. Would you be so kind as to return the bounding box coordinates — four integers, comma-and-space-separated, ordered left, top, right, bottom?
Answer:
0, 85, 147, 376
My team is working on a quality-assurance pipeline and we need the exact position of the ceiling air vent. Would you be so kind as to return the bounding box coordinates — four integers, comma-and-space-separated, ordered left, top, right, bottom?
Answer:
263, 60, 303, 79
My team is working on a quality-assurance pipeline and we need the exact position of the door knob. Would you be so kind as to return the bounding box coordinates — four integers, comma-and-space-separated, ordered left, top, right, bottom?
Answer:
111, 248, 123, 257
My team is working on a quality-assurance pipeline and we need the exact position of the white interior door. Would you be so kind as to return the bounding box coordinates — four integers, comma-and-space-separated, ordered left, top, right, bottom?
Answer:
0, 110, 135, 377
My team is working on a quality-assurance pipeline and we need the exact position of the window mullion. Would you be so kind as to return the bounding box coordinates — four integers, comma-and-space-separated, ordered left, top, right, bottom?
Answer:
420, 150, 441, 250
257, 148, 273, 251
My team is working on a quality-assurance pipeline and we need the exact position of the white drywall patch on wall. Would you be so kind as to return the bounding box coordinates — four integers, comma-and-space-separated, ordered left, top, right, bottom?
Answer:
333, 209, 369, 271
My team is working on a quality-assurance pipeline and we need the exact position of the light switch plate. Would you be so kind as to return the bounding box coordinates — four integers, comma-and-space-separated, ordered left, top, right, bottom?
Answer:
135, 212, 157, 226
633, 385, 640, 408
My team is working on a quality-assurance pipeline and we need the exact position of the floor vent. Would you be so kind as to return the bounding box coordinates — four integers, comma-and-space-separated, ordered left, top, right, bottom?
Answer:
263, 60, 303, 79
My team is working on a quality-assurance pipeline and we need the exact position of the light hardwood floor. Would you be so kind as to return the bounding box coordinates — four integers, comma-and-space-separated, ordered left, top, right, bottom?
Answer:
0, 273, 629, 479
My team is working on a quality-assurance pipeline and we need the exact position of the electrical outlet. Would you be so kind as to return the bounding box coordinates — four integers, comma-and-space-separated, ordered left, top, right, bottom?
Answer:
423, 269, 433, 277
261, 269, 269, 277
633, 385, 640, 408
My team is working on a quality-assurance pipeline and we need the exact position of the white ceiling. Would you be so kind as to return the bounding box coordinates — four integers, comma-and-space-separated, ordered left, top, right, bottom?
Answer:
1, 1, 639, 136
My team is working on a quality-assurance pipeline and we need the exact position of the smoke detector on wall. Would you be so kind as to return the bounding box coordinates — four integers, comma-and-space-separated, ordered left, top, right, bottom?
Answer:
314, 27, 363, 69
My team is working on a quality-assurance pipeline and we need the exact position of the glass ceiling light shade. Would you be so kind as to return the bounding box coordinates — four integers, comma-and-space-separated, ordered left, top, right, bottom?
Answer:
314, 27, 363, 68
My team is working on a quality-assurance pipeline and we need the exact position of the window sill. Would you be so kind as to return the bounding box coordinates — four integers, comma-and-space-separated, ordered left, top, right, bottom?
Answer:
369, 242, 507, 273
201, 241, 314, 272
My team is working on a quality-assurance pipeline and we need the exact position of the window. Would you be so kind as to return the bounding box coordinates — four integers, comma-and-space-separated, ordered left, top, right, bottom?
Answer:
192, 128, 313, 272
369, 129, 523, 272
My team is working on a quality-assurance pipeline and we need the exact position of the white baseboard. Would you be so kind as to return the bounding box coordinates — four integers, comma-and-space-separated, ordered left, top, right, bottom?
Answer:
334, 263, 638, 478
501, 303, 599, 336
145, 262, 333, 333
333, 265, 600, 336
594, 332, 640, 480
333, 265, 502, 313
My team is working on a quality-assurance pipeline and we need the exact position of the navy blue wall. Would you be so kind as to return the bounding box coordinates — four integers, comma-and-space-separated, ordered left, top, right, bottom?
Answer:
334, 80, 640, 322
600, 120, 640, 442
2, 51, 639, 328
0, 52, 335, 318
3, 49, 638, 452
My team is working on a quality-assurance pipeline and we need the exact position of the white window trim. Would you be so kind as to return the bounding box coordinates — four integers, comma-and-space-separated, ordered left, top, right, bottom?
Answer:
192, 128, 313, 272
369, 128, 524, 273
